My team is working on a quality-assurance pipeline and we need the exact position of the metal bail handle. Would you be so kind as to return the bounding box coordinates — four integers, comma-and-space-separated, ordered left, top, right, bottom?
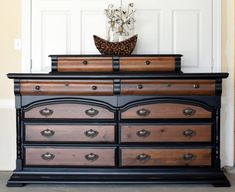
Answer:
136, 129, 151, 138
39, 108, 54, 117
85, 153, 99, 161
41, 152, 55, 161
85, 108, 99, 117
41, 129, 55, 137
136, 108, 150, 117
84, 129, 99, 138
136, 153, 151, 162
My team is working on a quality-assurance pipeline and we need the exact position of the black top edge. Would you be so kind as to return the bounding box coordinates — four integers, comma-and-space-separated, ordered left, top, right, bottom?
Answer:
7, 72, 229, 80
48, 54, 183, 57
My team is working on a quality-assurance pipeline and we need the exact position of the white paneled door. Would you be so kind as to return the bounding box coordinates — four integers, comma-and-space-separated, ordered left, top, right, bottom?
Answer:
31, 0, 213, 73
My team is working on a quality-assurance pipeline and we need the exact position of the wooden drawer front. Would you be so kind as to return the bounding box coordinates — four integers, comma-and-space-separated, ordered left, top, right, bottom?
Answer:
20, 80, 114, 95
120, 125, 211, 143
57, 57, 113, 72
25, 125, 115, 143
120, 57, 176, 72
121, 80, 215, 95
24, 103, 114, 119
121, 103, 211, 119
25, 147, 115, 166
120, 148, 211, 167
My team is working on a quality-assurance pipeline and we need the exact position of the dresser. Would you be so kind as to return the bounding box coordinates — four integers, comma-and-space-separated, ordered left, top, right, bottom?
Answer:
7, 55, 230, 187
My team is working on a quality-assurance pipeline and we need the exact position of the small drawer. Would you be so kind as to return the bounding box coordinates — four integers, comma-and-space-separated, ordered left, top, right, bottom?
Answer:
119, 57, 177, 72
57, 57, 113, 72
120, 148, 211, 167
121, 103, 211, 119
20, 80, 114, 96
120, 124, 211, 143
24, 103, 114, 119
121, 80, 215, 95
25, 147, 115, 166
25, 124, 115, 143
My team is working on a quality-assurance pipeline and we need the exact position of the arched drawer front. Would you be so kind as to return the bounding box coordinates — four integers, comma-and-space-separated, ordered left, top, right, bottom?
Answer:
24, 103, 115, 119
121, 103, 212, 119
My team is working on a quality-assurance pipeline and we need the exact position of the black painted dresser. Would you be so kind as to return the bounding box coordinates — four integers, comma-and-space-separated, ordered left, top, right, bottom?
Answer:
7, 55, 230, 187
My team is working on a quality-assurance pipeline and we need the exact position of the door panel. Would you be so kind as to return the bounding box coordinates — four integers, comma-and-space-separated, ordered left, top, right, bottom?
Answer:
32, 0, 213, 73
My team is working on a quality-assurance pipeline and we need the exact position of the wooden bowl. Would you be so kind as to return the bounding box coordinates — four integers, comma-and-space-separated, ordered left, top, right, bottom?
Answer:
93, 35, 137, 56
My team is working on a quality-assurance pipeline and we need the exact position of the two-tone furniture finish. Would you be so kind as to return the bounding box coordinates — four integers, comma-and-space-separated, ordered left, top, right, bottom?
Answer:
7, 54, 229, 187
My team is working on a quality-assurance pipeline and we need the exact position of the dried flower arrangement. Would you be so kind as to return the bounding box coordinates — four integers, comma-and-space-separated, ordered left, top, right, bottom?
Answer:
104, 1, 136, 42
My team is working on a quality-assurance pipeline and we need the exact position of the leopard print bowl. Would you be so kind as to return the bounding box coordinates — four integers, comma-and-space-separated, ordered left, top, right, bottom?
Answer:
93, 35, 137, 56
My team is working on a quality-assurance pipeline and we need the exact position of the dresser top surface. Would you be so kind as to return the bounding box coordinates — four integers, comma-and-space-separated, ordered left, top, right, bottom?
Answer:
7, 72, 229, 80
49, 54, 183, 58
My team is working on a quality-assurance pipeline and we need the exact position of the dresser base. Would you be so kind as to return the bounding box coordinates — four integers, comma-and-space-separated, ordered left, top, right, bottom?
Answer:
7, 170, 230, 187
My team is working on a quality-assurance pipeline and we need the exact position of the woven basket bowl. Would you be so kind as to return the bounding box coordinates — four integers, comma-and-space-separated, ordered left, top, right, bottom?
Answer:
93, 35, 137, 56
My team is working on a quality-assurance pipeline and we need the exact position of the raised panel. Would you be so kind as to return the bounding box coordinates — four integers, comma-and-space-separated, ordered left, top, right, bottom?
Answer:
173, 10, 200, 68
41, 11, 70, 71
134, 10, 161, 54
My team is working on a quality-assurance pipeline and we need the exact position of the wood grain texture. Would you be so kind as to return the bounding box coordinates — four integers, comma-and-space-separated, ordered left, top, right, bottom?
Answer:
57, 57, 113, 72
121, 103, 211, 119
121, 80, 216, 95
120, 124, 211, 142
25, 147, 115, 166
24, 103, 114, 119
120, 148, 211, 166
20, 80, 114, 95
120, 57, 176, 72
25, 125, 115, 143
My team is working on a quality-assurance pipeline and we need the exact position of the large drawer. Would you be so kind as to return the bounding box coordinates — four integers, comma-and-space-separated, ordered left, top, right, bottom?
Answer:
24, 103, 114, 119
119, 57, 179, 72
20, 80, 114, 95
121, 80, 216, 95
121, 103, 211, 119
120, 124, 211, 143
25, 124, 115, 143
120, 148, 211, 167
56, 57, 113, 72
25, 147, 115, 166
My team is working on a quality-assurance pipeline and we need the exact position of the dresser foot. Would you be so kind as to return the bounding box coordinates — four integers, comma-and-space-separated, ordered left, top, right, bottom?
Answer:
212, 181, 231, 187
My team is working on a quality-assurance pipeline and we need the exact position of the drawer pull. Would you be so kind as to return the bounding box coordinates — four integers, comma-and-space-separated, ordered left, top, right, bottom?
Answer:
40, 129, 55, 137
83, 60, 88, 65
183, 153, 196, 161
39, 108, 54, 117
85, 108, 99, 117
85, 153, 99, 161
137, 84, 143, 89
84, 129, 99, 138
136, 129, 151, 138
136, 108, 150, 117
183, 129, 195, 137
193, 84, 200, 89
136, 153, 151, 162
41, 152, 55, 161
145, 60, 151, 65
92, 85, 97, 90
35, 85, 41, 90
183, 108, 196, 117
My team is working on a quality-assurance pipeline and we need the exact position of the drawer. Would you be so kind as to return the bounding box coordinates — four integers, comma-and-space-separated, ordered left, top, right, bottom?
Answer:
121, 103, 211, 119
25, 147, 115, 166
119, 57, 178, 72
24, 103, 114, 119
25, 124, 115, 143
57, 57, 113, 72
121, 80, 215, 95
120, 124, 211, 143
120, 148, 211, 167
20, 80, 114, 95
